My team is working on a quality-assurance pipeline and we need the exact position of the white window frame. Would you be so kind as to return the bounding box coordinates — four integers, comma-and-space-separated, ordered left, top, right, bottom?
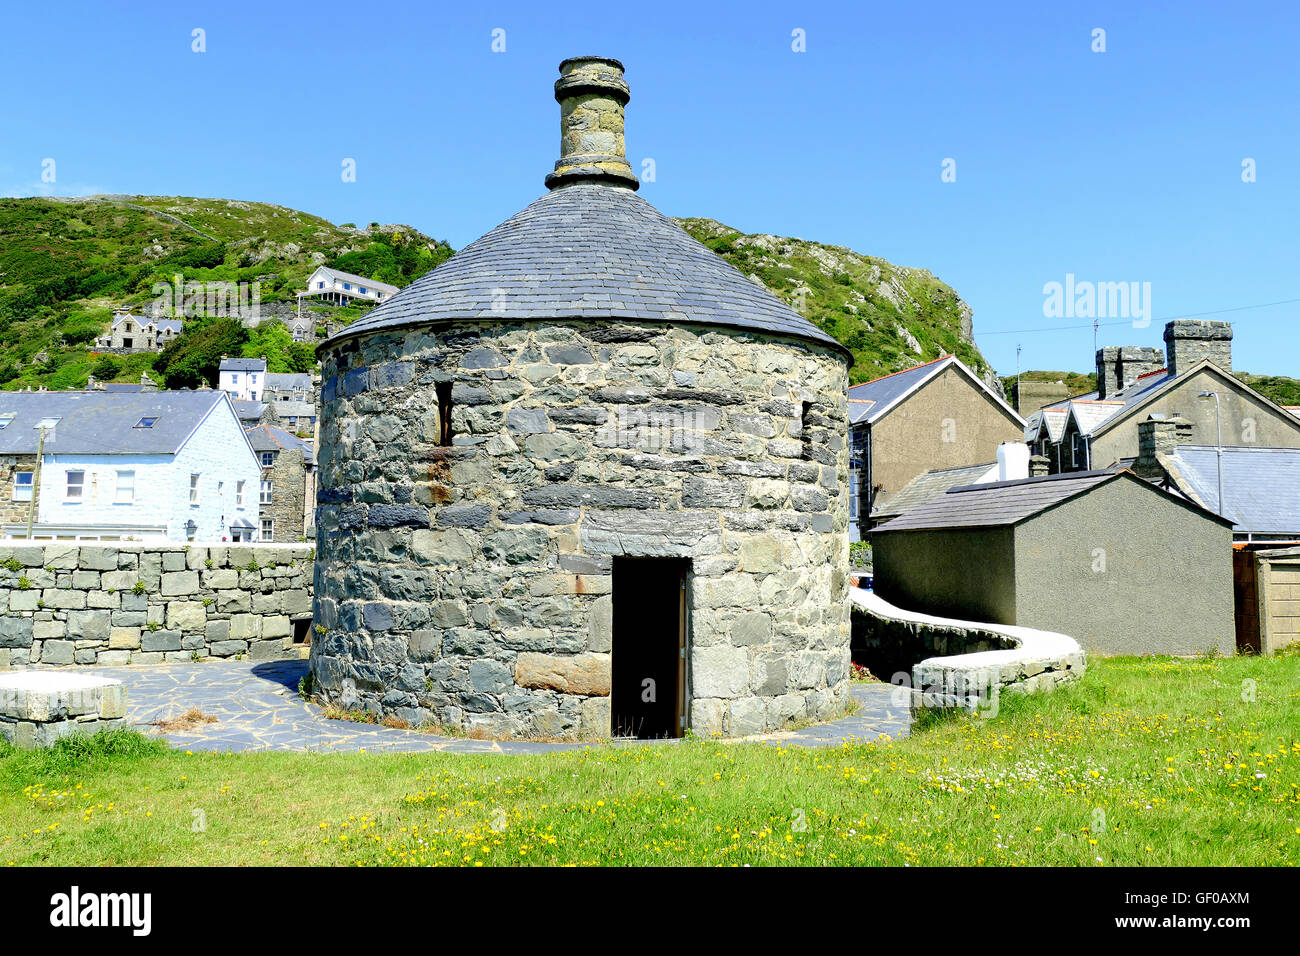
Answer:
260, 480, 272, 505
261, 452, 275, 467
12, 471, 33, 501
65, 469, 85, 501
236, 479, 246, 508
114, 469, 135, 504
190, 473, 201, 506
260, 518, 274, 541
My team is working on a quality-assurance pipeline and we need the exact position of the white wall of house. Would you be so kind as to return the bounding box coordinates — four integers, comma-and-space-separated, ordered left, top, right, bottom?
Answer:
305, 267, 390, 303
219, 368, 264, 402
37, 401, 260, 542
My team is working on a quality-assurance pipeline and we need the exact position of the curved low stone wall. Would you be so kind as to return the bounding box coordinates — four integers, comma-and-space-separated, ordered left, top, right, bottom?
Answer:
851, 588, 1085, 709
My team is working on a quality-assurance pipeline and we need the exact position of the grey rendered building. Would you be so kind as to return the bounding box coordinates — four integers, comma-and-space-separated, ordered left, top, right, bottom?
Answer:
871, 470, 1235, 656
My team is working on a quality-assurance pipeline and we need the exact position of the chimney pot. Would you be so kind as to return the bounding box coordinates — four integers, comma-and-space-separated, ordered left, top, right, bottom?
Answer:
545, 57, 639, 191
1164, 319, 1232, 378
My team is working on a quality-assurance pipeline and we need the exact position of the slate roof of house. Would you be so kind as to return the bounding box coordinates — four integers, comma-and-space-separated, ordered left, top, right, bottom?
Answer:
0, 390, 232, 455
873, 471, 1119, 532
233, 400, 267, 422
265, 373, 312, 393
1024, 406, 1069, 443
219, 356, 267, 373
308, 266, 399, 296
1162, 445, 1300, 535
320, 183, 851, 359
275, 401, 316, 419
110, 312, 181, 331
847, 354, 1022, 427
873, 467, 1229, 533
872, 461, 998, 520
246, 424, 315, 465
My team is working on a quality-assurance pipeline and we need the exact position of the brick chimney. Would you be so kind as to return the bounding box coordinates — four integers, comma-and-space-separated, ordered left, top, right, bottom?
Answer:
1095, 346, 1164, 399
1133, 414, 1192, 480
1164, 319, 1232, 378
544, 57, 639, 191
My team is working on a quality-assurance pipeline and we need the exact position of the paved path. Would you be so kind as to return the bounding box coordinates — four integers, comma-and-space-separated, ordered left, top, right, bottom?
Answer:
93, 660, 910, 754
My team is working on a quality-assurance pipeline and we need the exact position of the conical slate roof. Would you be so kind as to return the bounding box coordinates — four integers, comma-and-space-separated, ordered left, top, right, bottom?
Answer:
322, 183, 849, 358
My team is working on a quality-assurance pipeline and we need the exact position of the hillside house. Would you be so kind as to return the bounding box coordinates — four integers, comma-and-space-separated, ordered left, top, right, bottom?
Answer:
0, 391, 260, 543
849, 354, 1026, 538
245, 424, 315, 542
218, 356, 268, 402
871, 469, 1235, 656
298, 266, 399, 307
1030, 320, 1300, 472
93, 310, 183, 352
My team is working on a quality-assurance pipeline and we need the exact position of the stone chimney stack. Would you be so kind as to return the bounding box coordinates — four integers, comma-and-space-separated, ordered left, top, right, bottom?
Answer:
1029, 454, 1050, 478
1133, 414, 1192, 480
1095, 346, 1165, 399
1164, 319, 1232, 378
544, 57, 639, 191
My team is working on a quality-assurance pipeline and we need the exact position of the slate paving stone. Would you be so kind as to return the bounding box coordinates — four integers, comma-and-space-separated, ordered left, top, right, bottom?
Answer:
93, 661, 910, 754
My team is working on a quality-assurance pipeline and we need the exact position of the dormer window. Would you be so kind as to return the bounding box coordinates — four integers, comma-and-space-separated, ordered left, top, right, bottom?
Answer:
134, 416, 158, 428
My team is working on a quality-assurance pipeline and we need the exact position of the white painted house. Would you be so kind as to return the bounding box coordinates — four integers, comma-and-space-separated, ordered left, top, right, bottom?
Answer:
218, 355, 268, 402
298, 266, 399, 307
0, 391, 261, 543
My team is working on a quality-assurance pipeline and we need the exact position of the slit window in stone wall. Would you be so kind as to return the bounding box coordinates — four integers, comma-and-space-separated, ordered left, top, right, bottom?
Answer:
800, 401, 813, 459
436, 382, 454, 446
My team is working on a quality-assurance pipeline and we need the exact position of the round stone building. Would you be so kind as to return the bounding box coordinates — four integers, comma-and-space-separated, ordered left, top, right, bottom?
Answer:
310, 56, 853, 739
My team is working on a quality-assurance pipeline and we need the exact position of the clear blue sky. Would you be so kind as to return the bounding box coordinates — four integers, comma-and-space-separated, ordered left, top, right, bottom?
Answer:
3, 1, 1296, 377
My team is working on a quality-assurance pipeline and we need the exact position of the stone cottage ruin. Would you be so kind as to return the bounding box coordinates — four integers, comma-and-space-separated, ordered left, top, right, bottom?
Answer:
309, 57, 852, 739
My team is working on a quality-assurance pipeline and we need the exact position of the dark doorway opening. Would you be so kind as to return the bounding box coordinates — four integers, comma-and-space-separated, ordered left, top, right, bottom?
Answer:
292, 618, 312, 645
611, 557, 689, 739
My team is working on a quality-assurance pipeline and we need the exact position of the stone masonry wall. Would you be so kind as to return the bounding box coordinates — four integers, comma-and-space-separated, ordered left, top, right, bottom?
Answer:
262, 449, 310, 542
312, 319, 851, 739
0, 455, 38, 527
0, 542, 314, 668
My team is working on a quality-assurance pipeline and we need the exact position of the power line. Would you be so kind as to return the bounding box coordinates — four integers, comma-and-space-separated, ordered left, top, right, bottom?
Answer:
981, 296, 1300, 336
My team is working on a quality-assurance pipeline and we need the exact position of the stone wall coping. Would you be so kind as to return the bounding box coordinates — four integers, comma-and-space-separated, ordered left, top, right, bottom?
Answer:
851, 588, 1081, 664
0, 672, 119, 692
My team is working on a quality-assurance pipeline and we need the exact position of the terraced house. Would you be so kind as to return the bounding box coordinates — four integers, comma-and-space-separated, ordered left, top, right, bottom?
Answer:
1026, 319, 1300, 474
0, 391, 260, 543
245, 424, 315, 542
848, 354, 1025, 535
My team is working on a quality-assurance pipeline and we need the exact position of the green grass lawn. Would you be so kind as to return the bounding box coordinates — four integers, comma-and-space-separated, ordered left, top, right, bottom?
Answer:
2, 655, 1297, 867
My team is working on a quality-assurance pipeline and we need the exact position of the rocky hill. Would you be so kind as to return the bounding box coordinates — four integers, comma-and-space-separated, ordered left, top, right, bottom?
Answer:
0, 195, 452, 389
0, 196, 995, 391
673, 218, 995, 386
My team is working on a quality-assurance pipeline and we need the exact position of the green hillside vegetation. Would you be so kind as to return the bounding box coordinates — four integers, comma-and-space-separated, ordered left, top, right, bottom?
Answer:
0, 195, 452, 391
1236, 373, 1300, 407
999, 369, 1098, 404
674, 218, 993, 385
